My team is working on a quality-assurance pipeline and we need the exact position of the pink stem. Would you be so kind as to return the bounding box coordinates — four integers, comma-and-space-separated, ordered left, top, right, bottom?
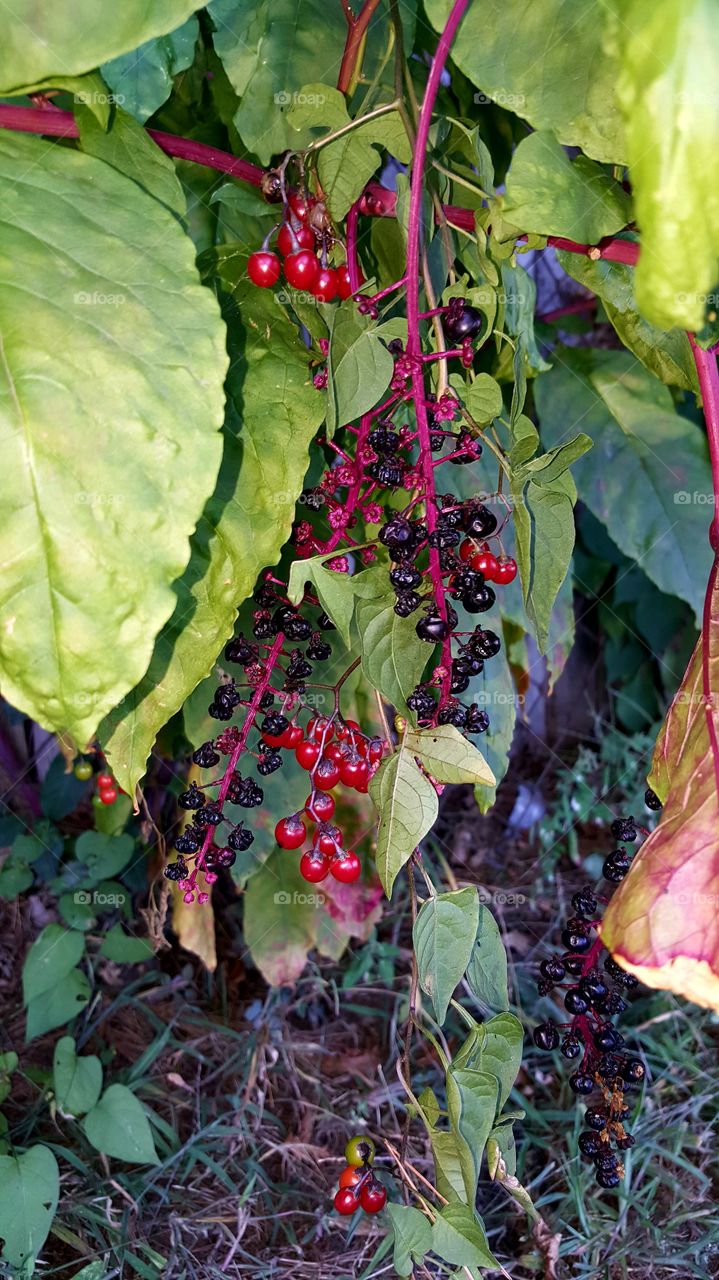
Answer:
191, 632, 284, 890
346, 201, 362, 293
405, 0, 470, 707
689, 338, 719, 794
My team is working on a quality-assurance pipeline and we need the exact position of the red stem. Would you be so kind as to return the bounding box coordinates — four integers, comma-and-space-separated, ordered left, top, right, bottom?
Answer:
191, 632, 284, 889
405, 0, 470, 707
336, 0, 385, 94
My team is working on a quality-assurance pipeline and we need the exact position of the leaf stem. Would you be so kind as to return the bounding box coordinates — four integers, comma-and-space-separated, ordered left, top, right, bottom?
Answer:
302, 99, 399, 155
336, 0, 385, 93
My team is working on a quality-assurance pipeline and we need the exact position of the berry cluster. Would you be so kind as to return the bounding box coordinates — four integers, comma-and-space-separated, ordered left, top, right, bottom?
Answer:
73, 756, 120, 807
532, 805, 662, 1189
164, 576, 385, 899
333, 1136, 387, 1216
247, 187, 353, 302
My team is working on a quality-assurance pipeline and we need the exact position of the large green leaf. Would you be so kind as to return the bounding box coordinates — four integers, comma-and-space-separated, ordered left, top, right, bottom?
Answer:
473, 634, 518, 813
82, 1084, 158, 1164
0, 1, 204, 92
208, 0, 348, 164
101, 15, 199, 122
100, 276, 322, 792
370, 747, 438, 896
0, 132, 227, 747
480, 1012, 523, 1111
25, 970, 91, 1042
535, 348, 714, 624
604, 0, 719, 328
503, 131, 631, 241
387, 1204, 432, 1278
0, 1146, 59, 1274
512, 470, 579, 653
76, 104, 186, 216
556, 252, 698, 392
446, 1066, 498, 1197
413, 889, 479, 1024
425, 0, 624, 163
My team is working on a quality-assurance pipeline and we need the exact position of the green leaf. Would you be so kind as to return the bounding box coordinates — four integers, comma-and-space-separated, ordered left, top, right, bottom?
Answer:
319, 131, 386, 223
23, 926, 85, 1003
101, 15, 199, 122
100, 277, 322, 792
53, 1037, 103, 1117
535, 347, 714, 624
499, 262, 551, 375
75, 833, 135, 883
465, 906, 510, 1013
26, 970, 91, 1042
0, 1, 203, 92
83, 1084, 158, 1164
387, 1204, 432, 1277
288, 556, 357, 649
405, 725, 495, 787
446, 1066, 498, 1193
503, 131, 630, 241
0, 131, 227, 747
355, 592, 432, 716
10, 834, 49, 866
425, 0, 624, 163
431, 1203, 498, 1271
512, 471, 578, 653
413, 889, 479, 1024
76, 104, 186, 215
461, 374, 503, 426
604, 0, 719, 328
326, 307, 395, 438
99, 925, 155, 964
209, 0, 347, 164
556, 252, 699, 392
0, 1145, 59, 1273
480, 1013, 523, 1111
40, 757, 88, 823
370, 749, 438, 897
0, 857, 33, 899
473, 637, 518, 813
0, 1053, 17, 1107
517, 435, 593, 486
428, 1129, 471, 1204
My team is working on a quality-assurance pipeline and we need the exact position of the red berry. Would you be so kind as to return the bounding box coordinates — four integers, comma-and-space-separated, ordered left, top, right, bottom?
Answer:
338, 1165, 363, 1189
277, 223, 314, 256
314, 758, 341, 791
308, 716, 334, 743
278, 724, 304, 749
305, 792, 335, 821
296, 740, 321, 770
313, 266, 338, 302
97, 773, 114, 789
334, 1187, 359, 1216
300, 850, 331, 883
318, 828, 342, 855
336, 264, 353, 299
331, 850, 361, 883
248, 250, 281, 288
471, 546, 499, 579
288, 190, 313, 221
275, 816, 306, 849
359, 1180, 387, 1214
324, 742, 345, 764
367, 739, 384, 765
339, 756, 369, 788
262, 732, 286, 749
99, 787, 117, 805
494, 556, 518, 584
284, 250, 319, 291
336, 718, 361, 741
459, 538, 475, 562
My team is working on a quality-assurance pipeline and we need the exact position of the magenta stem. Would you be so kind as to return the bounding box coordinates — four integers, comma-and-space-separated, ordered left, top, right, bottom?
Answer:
191, 632, 284, 889
689, 338, 719, 795
346, 201, 362, 293
405, 0, 470, 707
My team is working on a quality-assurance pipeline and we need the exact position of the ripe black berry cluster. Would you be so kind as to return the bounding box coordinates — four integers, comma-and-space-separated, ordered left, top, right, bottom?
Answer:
333, 1135, 387, 1216
164, 576, 387, 899
533, 804, 662, 1189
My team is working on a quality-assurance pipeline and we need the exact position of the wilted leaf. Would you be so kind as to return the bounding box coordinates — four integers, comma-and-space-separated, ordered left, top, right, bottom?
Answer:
601, 630, 719, 1010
